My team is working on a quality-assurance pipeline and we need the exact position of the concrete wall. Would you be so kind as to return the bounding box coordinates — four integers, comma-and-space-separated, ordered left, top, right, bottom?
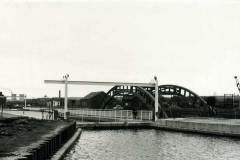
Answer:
15, 121, 77, 160
152, 119, 240, 137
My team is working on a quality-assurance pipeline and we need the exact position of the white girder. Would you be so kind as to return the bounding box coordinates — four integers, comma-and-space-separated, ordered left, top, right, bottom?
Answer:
44, 80, 155, 87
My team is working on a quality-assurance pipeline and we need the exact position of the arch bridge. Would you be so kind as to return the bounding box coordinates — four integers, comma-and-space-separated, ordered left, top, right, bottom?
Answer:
44, 77, 214, 120
102, 84, 214, 118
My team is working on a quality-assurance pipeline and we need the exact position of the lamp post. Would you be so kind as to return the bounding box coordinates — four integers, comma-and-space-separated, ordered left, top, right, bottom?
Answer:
63, 74, 69, 120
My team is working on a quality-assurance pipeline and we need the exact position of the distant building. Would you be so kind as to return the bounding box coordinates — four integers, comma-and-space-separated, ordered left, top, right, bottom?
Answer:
80, 91, 108, 109
11, 94, 17, 101
19, 94, 25, 101
52, 100, 61, 107
68, 97, 82, 108
79, 91, 121, 109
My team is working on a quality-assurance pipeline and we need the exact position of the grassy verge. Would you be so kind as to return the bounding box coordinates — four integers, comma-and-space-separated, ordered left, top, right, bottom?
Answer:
0, 117, 69, 158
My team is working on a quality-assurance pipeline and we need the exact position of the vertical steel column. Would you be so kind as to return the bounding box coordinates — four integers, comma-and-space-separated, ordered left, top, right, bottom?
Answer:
24, 95, 27, 109
64, 74, 69, 120
154, 76, 158, 121
140, 110, 142, 120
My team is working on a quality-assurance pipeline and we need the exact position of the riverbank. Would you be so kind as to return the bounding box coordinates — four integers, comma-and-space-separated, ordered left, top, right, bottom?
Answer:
0, 115, 76, 159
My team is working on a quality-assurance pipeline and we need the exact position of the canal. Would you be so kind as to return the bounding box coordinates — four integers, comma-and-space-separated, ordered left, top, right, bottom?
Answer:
64, 129, 240, 160
4, 109, 240, 159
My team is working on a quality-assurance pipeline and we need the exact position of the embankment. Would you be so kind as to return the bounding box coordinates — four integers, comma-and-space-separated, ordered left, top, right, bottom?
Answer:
151, 118, 240, 137
0, 117, 77, 160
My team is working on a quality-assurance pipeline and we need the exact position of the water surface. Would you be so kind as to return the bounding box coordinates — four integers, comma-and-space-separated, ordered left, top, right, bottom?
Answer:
64, 129, 240, 160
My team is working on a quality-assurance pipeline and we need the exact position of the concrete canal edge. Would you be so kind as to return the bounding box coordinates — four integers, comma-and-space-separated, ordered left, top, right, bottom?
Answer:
47, 118, 240, 160
12, 121, 78, 160
151, 118, 240, 138
77, 121, 153, 129
51, 128, 82, 160
77, 118, 240, 138
14, 118, 240, 159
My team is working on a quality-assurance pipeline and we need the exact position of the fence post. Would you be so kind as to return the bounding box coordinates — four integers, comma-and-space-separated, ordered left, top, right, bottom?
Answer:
140, 110, 142, 121
99, 111, 101, 122
120, 110, 122, 120
127, 111, 128, 121
42, 111, 44, 120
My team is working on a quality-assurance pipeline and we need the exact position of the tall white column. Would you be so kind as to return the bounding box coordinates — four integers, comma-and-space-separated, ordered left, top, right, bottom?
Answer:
64, 74, 69, 120
154, 76, 158, 121
24, 95, 27, 109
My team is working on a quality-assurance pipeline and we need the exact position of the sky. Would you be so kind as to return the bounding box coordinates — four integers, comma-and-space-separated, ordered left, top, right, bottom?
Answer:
0, 0, 240, 98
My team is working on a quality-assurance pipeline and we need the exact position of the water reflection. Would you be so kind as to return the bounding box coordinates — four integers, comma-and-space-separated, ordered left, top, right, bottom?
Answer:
64, 129, 240, 160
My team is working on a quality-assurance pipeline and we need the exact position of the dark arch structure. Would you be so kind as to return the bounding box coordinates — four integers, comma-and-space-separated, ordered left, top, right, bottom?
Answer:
101, 84, 214, 118
144, 84, 208, 105
145, 84, 215, 117
159, 84, 208, 105
101, 85, 168, 118
102, 85, 156, 109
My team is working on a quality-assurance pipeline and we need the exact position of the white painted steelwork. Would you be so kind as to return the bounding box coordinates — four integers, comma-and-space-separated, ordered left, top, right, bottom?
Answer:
44, 76, 158, 120
63, 74, 69, 120
57, 109, 153, 121
154, 76, 158, 121
44, 80, 155, 87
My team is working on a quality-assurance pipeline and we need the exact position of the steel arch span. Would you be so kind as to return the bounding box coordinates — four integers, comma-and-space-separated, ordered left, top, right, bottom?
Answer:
144, 84, 215, 117
102, 84, 214, 118
101, 85, 168, 118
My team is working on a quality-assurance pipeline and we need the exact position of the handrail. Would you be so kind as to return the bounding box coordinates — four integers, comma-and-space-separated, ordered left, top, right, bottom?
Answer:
57, 109, 152, 121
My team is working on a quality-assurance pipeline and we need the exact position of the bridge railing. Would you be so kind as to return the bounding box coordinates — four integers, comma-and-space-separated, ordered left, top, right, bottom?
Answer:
57, 109, 152, 121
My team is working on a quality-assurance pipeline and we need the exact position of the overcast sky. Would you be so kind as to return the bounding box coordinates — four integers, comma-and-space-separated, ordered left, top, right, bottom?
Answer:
0, 0, 240, 97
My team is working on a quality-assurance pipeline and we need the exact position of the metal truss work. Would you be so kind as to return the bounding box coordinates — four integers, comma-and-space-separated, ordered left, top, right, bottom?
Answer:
101, 85, 168, 118
102, 84, 214, 118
